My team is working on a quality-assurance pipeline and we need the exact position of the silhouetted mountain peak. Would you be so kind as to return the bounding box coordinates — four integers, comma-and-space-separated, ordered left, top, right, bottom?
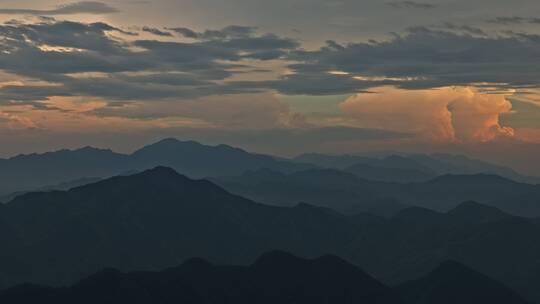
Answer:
252, 251, 367, 278
137, 166, 184, 179
167, 257, 215, 275
253, 250, 306, 268
432, 260, 476, 275
429, 173, 517, 185
290, 168, 360, 181
448, 201, 510, 223
68, 166, 229, 200
240, 168, 285, 180
133, 138, 202, 154
74, 146, 113, 153
181, 257, 214, 267
134, 138, 250, 157
398, 260, 530, 304
9, 146, 119, 161
394, 206, 443, 221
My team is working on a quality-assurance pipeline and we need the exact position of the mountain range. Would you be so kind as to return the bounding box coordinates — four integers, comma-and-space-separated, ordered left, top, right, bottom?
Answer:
0, 138, 311, 197
1, 167, 540, 302
214, 168, 540, 217
0, 251, 527, 304
2, 137, 539, 198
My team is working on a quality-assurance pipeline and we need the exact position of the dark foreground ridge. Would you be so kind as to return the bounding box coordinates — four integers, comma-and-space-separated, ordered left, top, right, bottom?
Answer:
396, 260, 529, 304
0, 252, 528, 304
1, 167, 540, 302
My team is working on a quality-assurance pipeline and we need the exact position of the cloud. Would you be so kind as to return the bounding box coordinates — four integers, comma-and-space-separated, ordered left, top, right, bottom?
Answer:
255, 27, 540, 95
0, 110, 39, 130
487, 16, 540, 25
448, 89, 515, 142
0, 93, 408, 158
0, 16, 540, 147
0, 1, 119, 15
438, 23, 487, 36
89, 93, 308, 130
142, 26, 173, 37
168, 25, 258, 40
340, 86, 514, 143
3, 19, 540, 104
0, 20, 298, 103
386, 1, 436, 9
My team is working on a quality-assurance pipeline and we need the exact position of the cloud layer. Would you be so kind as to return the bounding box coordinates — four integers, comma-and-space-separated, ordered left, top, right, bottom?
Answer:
0, 2, 119, 15
1, 18, 540, 105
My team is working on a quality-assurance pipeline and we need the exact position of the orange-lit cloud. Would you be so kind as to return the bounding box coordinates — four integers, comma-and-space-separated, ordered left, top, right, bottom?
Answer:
340, 86, 514, 143
0, 97, 211, 134
0, 110, 39, 130
89, 93, 309, 130
0, 93, 309, 137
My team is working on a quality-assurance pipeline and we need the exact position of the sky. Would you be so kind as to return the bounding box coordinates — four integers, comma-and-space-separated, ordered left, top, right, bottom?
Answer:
1, 0, 540, 174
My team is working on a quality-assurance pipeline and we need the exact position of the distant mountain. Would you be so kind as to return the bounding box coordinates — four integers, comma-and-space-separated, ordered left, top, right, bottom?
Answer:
0, 252, 526, 304
0, 177, 102, 203
293, 153, 376, 169
345, 163, 434, 183
396, 261, 529, 304
0, 147, 129, 196
0, 138, 311, 196
294, 153, 540, 184
131, 138, 312, 178
413, 153, 540, 184
446, 201, 511, 224
214, 169, 540, 217
211, 168, 407, 216
393, 174, 540, 215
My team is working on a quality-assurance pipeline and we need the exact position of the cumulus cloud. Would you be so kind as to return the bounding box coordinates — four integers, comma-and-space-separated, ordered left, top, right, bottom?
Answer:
340, 86, 514, 143
0, 1, 119, 15
448, 89, 515, 142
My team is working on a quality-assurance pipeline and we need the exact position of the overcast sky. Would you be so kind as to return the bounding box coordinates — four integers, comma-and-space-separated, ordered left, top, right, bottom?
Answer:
1, 0, 540, 174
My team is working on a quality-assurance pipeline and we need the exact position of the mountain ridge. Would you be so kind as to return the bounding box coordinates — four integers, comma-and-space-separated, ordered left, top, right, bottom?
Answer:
0, 252, 528, 304
1, 168, 540, 301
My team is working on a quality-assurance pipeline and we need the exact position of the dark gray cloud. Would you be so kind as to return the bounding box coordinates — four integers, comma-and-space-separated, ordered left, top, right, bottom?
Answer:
142, 26, 173, 37
168, 25, 258, 40
386, 1, 436, 9
439, 23, 487, 36
247, 27, 540, 95
488, 16, 540, 25
2, 18, 540, 103
0, 20, 298, 102
0, 1, 119, 15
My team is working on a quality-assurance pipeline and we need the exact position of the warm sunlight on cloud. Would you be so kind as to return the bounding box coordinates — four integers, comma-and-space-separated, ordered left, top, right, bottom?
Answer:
0, 110, 38, 130
340, 86, 515, 143
0, 97, 212, 134
90, 93, 308, 130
